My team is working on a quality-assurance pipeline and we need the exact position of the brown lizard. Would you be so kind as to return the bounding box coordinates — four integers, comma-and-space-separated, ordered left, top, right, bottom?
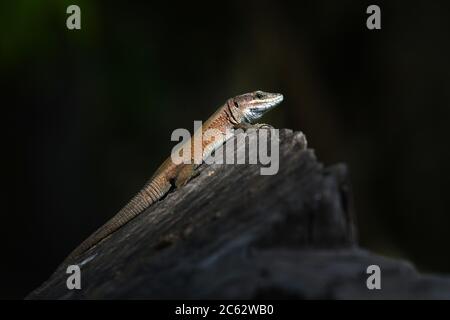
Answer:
64, 91, 283, 263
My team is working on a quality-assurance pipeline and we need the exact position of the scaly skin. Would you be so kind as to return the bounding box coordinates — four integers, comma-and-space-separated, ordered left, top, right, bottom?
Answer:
64, 91, 283, 263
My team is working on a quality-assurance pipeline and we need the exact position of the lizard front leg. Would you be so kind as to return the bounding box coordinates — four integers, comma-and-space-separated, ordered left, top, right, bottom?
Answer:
236, 122, 274, 131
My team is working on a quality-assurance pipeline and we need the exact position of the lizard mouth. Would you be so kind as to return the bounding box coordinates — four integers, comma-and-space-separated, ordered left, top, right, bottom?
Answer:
245, 93, 283, 122
265, 94, 284, 108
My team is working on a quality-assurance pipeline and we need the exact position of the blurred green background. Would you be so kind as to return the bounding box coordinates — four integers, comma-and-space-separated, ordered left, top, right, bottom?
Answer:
2, 0, 450, 299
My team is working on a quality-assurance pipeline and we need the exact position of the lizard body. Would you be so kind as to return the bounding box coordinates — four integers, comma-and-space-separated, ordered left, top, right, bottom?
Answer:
64, 91, 283, 263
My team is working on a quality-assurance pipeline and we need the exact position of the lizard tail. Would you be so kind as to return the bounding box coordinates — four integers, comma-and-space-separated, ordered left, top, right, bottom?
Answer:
63, 178, 169, 264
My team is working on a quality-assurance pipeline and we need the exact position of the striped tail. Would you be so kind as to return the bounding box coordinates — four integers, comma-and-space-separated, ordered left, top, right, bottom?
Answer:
63, 178, 169, 264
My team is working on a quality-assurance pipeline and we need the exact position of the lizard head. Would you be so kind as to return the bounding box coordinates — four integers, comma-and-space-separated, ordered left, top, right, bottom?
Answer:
231, 91, 283, 123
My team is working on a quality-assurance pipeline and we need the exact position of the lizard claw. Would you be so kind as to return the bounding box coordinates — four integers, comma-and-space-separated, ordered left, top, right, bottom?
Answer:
253, 123, 273, 129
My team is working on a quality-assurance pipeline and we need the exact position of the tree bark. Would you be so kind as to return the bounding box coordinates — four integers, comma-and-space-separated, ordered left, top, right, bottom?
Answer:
27, 129, 450, 299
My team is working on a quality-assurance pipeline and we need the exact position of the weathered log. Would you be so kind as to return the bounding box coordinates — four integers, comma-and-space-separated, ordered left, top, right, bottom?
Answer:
27, 129, 450, 299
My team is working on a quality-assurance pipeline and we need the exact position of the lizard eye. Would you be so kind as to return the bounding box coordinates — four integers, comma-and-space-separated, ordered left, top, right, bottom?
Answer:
255, 92, 264, 99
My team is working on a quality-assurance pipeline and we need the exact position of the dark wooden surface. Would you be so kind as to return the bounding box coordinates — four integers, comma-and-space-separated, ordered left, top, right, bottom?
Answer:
27, 129, 450, 299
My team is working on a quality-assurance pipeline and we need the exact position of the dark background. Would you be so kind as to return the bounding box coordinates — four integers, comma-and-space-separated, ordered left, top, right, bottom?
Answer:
2, 0, 450, 299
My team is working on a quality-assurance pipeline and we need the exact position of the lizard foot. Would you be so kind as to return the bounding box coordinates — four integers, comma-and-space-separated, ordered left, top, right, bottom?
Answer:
252, 123, 273, 129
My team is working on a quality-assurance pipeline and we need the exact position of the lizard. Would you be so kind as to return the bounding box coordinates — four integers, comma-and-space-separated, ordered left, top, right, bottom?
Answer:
63, 90, 283, 264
